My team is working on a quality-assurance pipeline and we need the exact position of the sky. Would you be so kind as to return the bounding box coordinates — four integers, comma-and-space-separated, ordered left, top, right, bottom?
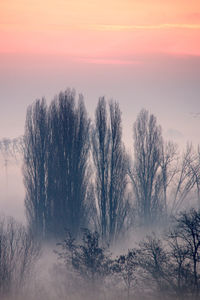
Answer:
0, 0, 200, 220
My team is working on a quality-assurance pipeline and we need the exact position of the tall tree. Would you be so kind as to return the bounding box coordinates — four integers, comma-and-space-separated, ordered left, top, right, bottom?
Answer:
130, 109, 163, 225
160, 141, 178, 214
170, 209, 200, 300
23, 89, 90, 239
171, 144, 198, 214
23, 99, 48, 237
47, 90, 90, 238
92, 98, 129, 244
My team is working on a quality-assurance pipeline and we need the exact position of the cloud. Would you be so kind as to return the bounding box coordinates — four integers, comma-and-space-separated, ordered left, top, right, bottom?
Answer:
92, 23, 200, 31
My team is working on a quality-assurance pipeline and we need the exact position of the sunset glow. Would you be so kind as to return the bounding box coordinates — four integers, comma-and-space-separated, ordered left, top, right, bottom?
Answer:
1, 0, 200, 61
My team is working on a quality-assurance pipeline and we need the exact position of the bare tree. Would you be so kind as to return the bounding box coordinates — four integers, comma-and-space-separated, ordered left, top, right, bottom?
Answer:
171, 144, 197, 214
56, 228, 111, 296
92, 98, 129, 244
135, 210, 200, 300
172, 209, 200, 300
136, 233, 188, 299
0, 136, 23, 185
23, 99, 48, 238
166, 228, 192, 300
185, 145, 200, 209
0, 216, 40, 298
160, 141, 178, 214
23, 90, 91, 239
92, 98, 109, 241
130, 109, 163, 225
0, 137, 23, 164
113, 250, 137, 299
47, 90, 90, 238
137, 235, 170, 293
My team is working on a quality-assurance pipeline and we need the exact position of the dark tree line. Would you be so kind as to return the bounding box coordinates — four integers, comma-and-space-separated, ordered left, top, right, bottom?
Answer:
135, 209, 200, 300
2, 87, 200, 299
23, 88, 200, 243
57, 209, 200, 300
1, 209, 199, 300
23, 90, 131, 243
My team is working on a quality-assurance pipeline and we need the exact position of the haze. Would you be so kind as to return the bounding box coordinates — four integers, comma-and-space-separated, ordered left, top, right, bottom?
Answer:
0, 1, 200, 220
1, 2, 200, 300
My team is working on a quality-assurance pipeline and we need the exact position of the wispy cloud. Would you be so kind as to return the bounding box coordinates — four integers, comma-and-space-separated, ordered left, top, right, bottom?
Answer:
93, 23, 200, 31
77, 57, 142, 65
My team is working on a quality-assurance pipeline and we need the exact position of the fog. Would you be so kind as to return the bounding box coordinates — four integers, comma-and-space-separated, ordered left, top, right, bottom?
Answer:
0, 84, 200, 300
1, 52, 200, 147
0, 158, 25, 223
1, 225, 198, 300
1, 0, 200, 298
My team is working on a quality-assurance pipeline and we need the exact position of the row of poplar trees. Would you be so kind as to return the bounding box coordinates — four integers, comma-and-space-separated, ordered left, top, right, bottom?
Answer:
24, 88, 180, 243
23, 89, 130, 243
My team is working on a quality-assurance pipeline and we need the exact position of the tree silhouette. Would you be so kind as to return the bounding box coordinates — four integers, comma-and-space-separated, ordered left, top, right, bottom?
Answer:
56, 228, 111, 296
130, 109, 164, 225
92, 98, 129, 244
23, 89, 90, 239
0, 216, 40, 298
23, 98, 48, 238
47, 90, 90, 238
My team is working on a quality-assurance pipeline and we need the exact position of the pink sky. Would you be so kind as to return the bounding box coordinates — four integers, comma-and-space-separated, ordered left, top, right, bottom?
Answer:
0, 0, 200, 60
0, 0, 200, 144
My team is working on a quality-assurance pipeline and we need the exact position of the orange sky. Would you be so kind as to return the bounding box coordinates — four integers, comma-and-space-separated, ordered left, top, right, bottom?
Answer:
0, 0, 200, 62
